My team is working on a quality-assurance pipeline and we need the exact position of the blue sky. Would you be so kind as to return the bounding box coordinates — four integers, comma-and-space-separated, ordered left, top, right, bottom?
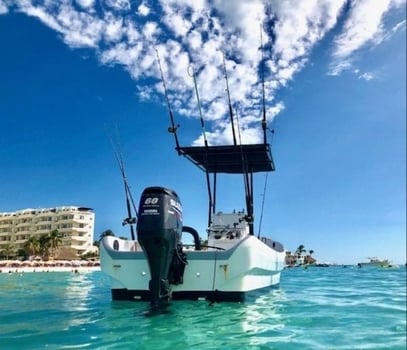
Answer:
0, 0, 405, 264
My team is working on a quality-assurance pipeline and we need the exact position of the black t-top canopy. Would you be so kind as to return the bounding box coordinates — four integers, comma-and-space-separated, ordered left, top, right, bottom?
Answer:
177, 143, 275, 174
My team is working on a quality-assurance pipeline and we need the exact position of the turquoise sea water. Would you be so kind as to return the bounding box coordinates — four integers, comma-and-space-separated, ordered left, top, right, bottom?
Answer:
0, 266, 405, 350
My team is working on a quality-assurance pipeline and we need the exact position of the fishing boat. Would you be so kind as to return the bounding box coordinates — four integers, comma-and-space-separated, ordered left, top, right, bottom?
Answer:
99, 55, 285, 306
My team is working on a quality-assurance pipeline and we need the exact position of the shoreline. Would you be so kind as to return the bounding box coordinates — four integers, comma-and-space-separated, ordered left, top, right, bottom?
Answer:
0, 266, 100, 274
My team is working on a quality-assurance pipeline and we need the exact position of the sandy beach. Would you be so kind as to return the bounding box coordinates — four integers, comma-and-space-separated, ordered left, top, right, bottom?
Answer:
0, 260, 100, 274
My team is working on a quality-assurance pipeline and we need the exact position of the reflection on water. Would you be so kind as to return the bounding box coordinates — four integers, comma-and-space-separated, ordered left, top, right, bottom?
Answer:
108, 287, 290, 350
240, 289, 291, 347
62, 272, 94, 311
61, 272, 98, 329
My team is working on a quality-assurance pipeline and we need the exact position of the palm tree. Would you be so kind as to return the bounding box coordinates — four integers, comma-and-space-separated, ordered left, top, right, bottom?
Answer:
48, 229, 63, 258
1, 243, 15, 260
24, 236, 40, 257
38, 234, 51, 259
16, 248, 28, 260
305, 249, 315, 264
295, 245, 306, 256
294, 245, 307, 265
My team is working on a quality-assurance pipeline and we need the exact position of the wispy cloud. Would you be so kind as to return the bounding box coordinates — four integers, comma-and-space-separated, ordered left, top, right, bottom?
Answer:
392, 18, 406, 32
0, 0, 8, 15
329, 0, 405, 75
358, 72, 375, 81
1, 0, 404, 144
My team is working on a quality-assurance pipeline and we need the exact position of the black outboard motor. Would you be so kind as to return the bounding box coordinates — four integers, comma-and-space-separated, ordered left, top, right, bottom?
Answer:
136, 187, 183, 307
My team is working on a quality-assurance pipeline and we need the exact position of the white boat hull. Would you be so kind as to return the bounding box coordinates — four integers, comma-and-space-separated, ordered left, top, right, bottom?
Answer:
100, 235, 285, 302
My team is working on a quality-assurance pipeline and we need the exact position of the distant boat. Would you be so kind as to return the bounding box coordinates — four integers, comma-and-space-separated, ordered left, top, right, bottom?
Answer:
357, 257, 392, 268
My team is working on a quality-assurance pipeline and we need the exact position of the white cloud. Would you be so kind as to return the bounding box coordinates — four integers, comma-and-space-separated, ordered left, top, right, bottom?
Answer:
358, 72, 374, 81
142, 21, 159, 41
186, 29, 202, 50
160, 0, 207, 14
123, 20, 141, 45
272, 0, 346, 63
103, 13, 124, 43
213, 0, 266, 64
16, 1, 63, 33
137, 2, 150, 16
333, 0, 392, 59
392, 19, 406, 32
104, 0, 130, 11
0, 0, 9, 14
329, 61, 352, 77
329, 0, 406, 74
75, 0, 95, 10
160, 3, 192, 38
7, 0, 404, 145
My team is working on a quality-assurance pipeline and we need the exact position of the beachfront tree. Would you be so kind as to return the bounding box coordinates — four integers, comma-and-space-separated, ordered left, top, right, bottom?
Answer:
24, 236, 40, 257
201, 238, 208, 250
100, 229, 115, 239
294, 245, 307, 265
304, 249, 315, 264
48, 229, 63, 258
1, 243, 15, 260
16, 248, 28, 260
38, 234, 51, 259
295, 245, 306, 256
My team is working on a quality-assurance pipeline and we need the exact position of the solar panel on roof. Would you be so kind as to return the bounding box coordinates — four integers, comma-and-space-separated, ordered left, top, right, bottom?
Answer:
177, 143, 275, 174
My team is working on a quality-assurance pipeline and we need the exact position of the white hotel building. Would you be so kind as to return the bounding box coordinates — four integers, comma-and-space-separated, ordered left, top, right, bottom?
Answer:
0, 206, 95, 257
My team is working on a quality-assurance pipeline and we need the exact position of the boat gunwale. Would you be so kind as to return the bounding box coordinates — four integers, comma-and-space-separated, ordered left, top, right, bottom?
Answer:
100, 235, 284, 261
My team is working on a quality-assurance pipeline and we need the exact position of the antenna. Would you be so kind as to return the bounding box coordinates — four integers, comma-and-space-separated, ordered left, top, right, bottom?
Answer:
108, 126, 138, 240
155, 49, 181, 154
222, 53, 237, 145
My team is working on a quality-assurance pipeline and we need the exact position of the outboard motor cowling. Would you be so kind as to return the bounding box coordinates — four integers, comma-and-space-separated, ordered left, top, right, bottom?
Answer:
137, 187, 182, 306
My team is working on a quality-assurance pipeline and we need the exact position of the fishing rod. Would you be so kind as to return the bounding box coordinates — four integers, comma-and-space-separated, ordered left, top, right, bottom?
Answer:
257, 25, 273, 237
235, 108, 254, 234
108, 126, 138, 240
188, 64, 213, 224
188, 65, 209, 148
260, 24, 268, 145
155, 49, 181, 154
257, 172, 269, 238
222, 53, 237, 145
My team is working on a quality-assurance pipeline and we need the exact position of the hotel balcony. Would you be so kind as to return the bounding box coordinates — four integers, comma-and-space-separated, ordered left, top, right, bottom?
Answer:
55, 218, 75, 224
71, 235, 89, 242
0, 231, 13, 236
35, 228, 53, 235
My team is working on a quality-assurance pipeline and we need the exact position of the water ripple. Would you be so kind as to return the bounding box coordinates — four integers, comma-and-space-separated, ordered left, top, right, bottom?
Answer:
0, 267, 405, 349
